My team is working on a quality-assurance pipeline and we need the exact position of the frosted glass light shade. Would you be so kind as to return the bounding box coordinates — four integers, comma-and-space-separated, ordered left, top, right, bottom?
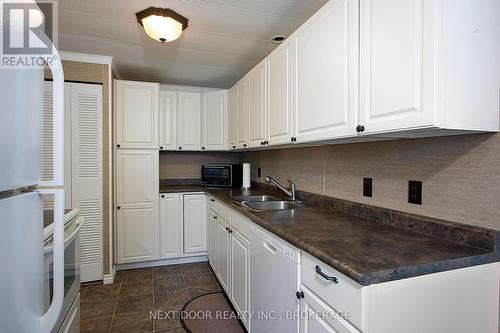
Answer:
142, 15, 183, 42
136, 7, 188, 43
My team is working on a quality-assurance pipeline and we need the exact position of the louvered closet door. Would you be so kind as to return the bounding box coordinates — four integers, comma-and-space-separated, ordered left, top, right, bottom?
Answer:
70, 83, 103, 282
42, 82, 72, 209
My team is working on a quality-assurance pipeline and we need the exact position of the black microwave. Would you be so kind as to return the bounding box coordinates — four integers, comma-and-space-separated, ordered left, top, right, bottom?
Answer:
201, 164, 242, 187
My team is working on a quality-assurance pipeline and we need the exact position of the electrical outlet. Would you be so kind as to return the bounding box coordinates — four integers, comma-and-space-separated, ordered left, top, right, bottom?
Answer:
408, 180, 423, 205
363, 178, 373, 197
257, 167, 261, 178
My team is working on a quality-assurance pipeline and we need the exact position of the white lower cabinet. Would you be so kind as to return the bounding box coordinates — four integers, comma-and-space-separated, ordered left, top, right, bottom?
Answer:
300, 287, 355, 333
115, 150, 159, 264
207, 196, 251, 331
159, 193, 182, 259
119, 191, 207, 265
300, 252, 500, 333
215, 215, 231, 292
207, 214, 218, 271
116, 206, 160, 263
230, 228, 250, 328
157, 192, 207, 260
183, 194, 208, 254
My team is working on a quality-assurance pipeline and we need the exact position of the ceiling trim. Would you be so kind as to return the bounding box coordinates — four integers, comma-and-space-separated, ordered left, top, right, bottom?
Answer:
60, 51, 113, 65
160, 83, 223, 92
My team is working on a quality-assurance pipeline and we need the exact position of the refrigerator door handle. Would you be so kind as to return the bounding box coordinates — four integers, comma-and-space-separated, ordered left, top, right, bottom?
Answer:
39, 188, 64, 332
38, 52, 64, 188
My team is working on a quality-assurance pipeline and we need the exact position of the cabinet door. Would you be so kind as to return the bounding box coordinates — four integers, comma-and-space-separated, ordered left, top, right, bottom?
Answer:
178, 92, 202, 151
248, 60, 267, 148
202, 91, 227, 151
115, 150, 159, 209
207, 213, 218, 272
115, 80, 159, 149
267, 42, 293, 146
216, 217, 231, 293
300, 287, 356, 333
236, 78, 249, 148
159, 193, 181, 259
230, 229, 250, 329
358, 0, 434, 133
159, 90, 177, 150
293, 0, 358, 143
116, 206, 160, 263
183, 194, 207, 253
115, 150, 159, 264
70, 83, 104, 282
228, 87, 238, 150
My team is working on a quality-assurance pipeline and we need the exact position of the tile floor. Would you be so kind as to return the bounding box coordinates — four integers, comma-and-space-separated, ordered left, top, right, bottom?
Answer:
80, 262, 221, 333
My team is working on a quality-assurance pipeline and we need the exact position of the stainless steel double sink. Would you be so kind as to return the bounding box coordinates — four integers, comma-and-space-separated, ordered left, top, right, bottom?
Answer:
231, 195, 307, 211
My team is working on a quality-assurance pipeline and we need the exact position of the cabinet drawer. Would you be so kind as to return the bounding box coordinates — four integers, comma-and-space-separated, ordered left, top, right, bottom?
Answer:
229, 209, 251, 239
301, 252, 364, 329
208, 196, 230, 222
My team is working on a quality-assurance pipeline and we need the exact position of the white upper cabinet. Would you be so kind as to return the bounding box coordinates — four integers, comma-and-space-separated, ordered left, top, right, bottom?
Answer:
228, 87, 238, 150
267, 41, 293, 146
248, 60, 267, 148
202, 91, 227, 151
359, 0, 433, 133
177, 92, 202, 151
159, 90, 177, 151
293, 0, 359, 143
359, 0, 500, 135
115, 80, 159, 149
236, 78, 249, 149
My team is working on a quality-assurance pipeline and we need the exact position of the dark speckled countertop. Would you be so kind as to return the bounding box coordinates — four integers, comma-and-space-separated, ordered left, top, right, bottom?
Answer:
160, 183, 500, 286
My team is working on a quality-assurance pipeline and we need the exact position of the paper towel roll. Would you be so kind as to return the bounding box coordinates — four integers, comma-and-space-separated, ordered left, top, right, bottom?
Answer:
242, 162, 251, 189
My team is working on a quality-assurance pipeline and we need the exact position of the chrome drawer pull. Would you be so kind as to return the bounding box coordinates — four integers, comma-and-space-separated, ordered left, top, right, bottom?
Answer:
315, 265, 338, 283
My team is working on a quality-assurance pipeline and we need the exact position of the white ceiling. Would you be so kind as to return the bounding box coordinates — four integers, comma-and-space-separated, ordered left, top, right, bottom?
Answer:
57, 0, 328, 88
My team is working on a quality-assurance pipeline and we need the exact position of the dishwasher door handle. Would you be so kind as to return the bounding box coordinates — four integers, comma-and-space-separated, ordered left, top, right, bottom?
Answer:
263, 240, 277, 255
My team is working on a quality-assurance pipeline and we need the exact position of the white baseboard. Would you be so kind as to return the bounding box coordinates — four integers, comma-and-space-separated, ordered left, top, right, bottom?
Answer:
102, 265, 116, 285
116, 256, 208, 271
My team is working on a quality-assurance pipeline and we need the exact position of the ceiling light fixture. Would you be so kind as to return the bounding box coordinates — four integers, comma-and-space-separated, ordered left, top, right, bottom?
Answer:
136, 7, 188, 43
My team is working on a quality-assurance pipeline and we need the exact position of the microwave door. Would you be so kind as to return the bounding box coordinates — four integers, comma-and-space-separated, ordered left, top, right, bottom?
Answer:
202, 166, 231, 186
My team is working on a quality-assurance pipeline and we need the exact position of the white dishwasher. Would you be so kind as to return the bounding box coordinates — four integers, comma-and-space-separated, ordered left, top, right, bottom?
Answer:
250, 224, 301, 333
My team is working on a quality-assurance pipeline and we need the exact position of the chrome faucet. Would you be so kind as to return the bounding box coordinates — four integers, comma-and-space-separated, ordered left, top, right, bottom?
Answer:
265, 176, 296, 201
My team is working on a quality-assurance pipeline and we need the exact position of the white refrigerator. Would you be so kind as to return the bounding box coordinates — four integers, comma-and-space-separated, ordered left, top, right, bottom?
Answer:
0, 24, 66, 333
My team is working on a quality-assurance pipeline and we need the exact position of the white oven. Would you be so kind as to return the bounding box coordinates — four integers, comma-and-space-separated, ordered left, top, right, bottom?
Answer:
44, 209, 84, 333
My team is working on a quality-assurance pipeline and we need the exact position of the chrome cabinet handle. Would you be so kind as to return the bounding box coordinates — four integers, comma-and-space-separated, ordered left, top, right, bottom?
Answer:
315, 265, 338, 283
